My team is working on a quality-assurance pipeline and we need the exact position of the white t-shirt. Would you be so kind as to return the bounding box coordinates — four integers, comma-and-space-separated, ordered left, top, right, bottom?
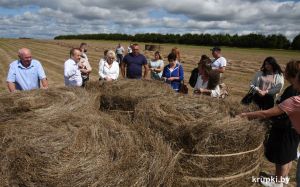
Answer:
194, 74, 220, 97
99, 59, 119, 80
116, 46, 125, 55
81, 52, 88, 62
127, 46, 132, 54
149, 59, 164, 79
64, 59, 82, 87
211, 56, 227, 70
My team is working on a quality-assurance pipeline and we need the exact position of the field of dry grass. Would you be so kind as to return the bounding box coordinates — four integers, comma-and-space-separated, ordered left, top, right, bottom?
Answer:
1, 39, 300, 186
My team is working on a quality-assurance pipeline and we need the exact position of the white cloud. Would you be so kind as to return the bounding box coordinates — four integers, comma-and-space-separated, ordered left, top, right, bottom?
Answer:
0, 0, 299, 40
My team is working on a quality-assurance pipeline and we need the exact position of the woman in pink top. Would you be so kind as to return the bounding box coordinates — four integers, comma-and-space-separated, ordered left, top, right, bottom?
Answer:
240, 62, 300, 186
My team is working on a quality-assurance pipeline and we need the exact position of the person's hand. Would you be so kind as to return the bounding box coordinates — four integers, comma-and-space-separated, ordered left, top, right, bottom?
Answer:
258, 90, 267, 96
199, 88, 205, 93
105, 77, 112, 81
238, 113, 247, 118
150, 68, 155, 72
168, 77, 175, 81
78, 63, 83, 69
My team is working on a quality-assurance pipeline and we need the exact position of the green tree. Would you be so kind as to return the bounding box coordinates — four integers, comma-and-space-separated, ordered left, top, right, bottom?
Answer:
292, 34, 300, 50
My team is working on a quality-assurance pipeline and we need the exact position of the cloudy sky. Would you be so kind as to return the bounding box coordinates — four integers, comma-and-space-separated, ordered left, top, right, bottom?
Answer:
0, 0, 300, 40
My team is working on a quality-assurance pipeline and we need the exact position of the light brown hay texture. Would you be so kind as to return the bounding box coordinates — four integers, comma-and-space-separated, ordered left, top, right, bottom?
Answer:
134, 95, 265, 186
0, 87, 176, 187
99, 79, 174, 111
134, 95, 265, 153
0, 80, 266, 187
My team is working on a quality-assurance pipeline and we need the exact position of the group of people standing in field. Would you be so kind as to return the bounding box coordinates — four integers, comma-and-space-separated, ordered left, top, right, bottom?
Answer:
60, 42, 227, 96
5, 42, 300, 187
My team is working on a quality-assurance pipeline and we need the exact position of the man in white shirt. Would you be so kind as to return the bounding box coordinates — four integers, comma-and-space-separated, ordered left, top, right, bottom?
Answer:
64, 48, 83, 87
115, 43, 125, 63
210, 47, 227, 73
127, 43, 133, 54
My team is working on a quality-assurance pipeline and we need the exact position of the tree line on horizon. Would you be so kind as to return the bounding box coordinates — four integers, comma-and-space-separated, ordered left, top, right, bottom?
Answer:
54, 33, 300, 50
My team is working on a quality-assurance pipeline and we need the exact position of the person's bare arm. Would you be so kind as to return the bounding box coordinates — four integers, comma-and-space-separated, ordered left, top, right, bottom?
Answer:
85, 61, 92, 73
240, 106, 284, 120
199, 88, 211, 95
154, 65, 164, 73
121, 62, 126, 78
41, 78, 48, 89
7, 82, 16, 92
80, 68, 89, 74
217, 67, 225, 73
143, 64, 149, 79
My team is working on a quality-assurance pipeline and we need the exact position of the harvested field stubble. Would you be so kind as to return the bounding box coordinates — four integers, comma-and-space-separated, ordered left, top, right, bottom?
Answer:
0, 80, 266, 186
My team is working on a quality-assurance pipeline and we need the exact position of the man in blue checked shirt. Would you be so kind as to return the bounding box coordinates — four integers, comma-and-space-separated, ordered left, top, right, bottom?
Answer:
6, 48, 48, 92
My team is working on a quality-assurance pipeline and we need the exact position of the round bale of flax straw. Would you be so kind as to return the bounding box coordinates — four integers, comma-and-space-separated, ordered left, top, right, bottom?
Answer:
98, 79, 174, 121
0, 87, 177, 186
145, 44, 161, 51
134, 95, 265, 186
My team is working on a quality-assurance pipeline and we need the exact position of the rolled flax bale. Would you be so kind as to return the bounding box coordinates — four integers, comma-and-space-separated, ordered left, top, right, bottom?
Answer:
134, 95, 266, 186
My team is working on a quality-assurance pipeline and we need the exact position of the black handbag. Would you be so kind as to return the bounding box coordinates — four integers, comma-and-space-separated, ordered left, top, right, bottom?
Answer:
178, 65, 188, 94
241, 87, 256, 105
179, 81, 188, 94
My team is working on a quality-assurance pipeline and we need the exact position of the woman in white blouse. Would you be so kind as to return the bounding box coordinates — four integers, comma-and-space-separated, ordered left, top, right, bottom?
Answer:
149, 51, 164, 80
99, 50, 119, 81
193, 55, 221, 97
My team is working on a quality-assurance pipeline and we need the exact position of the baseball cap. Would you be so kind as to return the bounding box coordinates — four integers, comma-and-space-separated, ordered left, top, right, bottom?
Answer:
210, 46, 221, 52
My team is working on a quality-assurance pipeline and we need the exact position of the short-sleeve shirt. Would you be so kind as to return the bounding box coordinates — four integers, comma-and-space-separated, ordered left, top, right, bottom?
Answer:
64, 58, 82, 87
194, 74, 221, 97
6, 59, 46, 91
149, 59, 164, 79
116, 46, 125, 55
123, 53, 147, 79
211, 57, 227, 69
278, 96, 300, 134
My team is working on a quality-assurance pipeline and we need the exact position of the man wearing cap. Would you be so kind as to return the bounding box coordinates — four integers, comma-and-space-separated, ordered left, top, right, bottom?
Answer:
6, 48, 48, 92
210, 47, 227, 73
